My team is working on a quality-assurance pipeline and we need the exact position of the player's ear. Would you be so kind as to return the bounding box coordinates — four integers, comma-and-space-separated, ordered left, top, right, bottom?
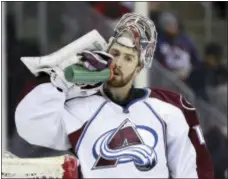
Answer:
136, 60, 143, 73
133, 56, 143, 78
134, 65, 142, 78
136, 66, 141, 74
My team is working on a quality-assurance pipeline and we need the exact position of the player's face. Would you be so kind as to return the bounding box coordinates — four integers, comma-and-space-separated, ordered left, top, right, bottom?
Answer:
107, 43, 141, 88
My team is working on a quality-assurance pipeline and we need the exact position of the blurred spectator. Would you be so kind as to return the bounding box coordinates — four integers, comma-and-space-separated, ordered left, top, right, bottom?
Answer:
208, 67, 227, 115
186, 42, 225, 101
154, 12, 201, 81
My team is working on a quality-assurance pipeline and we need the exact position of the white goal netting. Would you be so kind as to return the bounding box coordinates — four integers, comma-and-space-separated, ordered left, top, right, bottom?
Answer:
2, 151, 78, 178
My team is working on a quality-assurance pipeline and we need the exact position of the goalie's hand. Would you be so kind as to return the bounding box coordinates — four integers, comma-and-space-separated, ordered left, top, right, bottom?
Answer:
50, 50, 113, 99
78, 50, 113, 71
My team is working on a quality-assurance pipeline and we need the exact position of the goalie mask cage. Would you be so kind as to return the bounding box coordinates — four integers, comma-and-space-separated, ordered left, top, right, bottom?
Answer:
2, 152, 78, 178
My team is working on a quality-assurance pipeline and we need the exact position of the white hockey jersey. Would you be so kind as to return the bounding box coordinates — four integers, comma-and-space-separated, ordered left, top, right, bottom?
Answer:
15, 83, 198, 178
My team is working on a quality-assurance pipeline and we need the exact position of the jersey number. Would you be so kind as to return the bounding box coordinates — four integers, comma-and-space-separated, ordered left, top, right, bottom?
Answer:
193, 125, 205, 145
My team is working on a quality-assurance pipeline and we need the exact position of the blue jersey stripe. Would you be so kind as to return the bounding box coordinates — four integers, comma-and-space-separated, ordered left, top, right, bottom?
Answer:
144, 102, 167, 149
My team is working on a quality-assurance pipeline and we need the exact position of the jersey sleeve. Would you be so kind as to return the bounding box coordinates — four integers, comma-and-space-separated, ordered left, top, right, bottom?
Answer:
151, 88, 214, 179
15, 83, 81, 150
179, 96, 214, 179
165, 105, 198, 178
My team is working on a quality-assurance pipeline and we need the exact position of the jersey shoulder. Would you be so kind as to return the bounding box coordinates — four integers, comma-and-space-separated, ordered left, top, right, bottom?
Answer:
150, 88, 195, 110
146, 89, 186, 126
65, 94, 106, 124
150, 88, 199, 126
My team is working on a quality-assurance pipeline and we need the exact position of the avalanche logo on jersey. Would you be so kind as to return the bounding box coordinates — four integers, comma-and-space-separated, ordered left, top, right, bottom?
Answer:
92, 119, 158, 171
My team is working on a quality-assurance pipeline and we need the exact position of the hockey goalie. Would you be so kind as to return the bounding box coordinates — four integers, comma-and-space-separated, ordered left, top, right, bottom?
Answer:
6, 13, 214, 178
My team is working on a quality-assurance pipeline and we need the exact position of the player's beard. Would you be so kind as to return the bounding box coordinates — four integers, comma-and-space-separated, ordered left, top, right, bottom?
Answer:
107, 68, 136, 88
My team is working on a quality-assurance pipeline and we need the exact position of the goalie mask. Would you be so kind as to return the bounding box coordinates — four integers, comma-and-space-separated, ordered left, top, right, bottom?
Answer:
108, 13, 157, 68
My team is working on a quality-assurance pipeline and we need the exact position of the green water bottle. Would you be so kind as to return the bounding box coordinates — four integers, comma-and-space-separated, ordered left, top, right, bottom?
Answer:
64, 64, 113, 84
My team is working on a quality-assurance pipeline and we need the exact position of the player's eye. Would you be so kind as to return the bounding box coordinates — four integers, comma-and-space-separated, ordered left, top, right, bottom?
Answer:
109, 50, 119, 57
125, 56, 133, 62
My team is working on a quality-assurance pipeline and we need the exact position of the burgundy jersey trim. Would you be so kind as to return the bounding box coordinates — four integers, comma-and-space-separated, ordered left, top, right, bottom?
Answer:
150, 88, 214, 179
68, 123, 87, 151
